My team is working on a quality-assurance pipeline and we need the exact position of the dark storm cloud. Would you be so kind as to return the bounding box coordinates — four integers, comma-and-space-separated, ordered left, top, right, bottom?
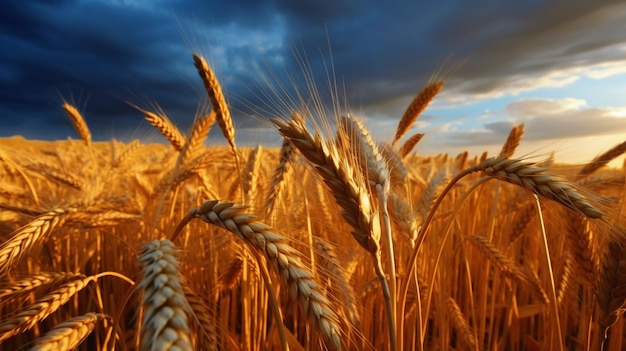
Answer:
1, 0, 625, 142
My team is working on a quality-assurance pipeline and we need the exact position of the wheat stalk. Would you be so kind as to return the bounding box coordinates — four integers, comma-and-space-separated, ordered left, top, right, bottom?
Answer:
137, 239, 192, 351
28, 312, 110, 351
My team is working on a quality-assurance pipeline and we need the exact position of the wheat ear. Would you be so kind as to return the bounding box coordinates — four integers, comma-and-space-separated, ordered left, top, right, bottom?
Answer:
446, 297, 478, 351
597, 235, 626, 344
392, 81, 443, 146
467, 235, 548, 303
137, 239, 192, 351
337, 115, 390, 193
178, 111, 216, 168
174, 200, 342, 350
192, 54, 236, 151
498, 123, 525, 158
0, 275, 96, 343
578, 139, 626, 178
61, 102, 91, 146
399, 132, 424, 158
271, 117, 378, 254
26, 162, 84, 190
315, 239, 361, 327
0, 209, 68, 277
379, 142, 408, 188
265, 137, 297, 217
242, 145, 263, 205
28, 312, 110, 351
0, 272, 83, 302
192, 53, 242, 196
273, 116, 398, 350
144, 111, 186, 151
470, 157, 604, 219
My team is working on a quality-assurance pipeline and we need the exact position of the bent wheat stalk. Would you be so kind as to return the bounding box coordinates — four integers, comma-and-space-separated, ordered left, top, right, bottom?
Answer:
171, 200, 342, 350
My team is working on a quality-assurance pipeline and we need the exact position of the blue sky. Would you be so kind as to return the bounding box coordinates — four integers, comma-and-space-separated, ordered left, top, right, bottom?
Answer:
1, 0, 626, 163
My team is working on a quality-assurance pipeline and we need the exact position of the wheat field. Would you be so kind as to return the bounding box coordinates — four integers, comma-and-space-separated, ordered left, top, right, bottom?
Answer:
1, 53, 626, 351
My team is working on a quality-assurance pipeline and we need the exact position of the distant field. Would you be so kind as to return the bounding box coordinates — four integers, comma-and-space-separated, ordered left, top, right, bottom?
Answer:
1, 53, 625, 351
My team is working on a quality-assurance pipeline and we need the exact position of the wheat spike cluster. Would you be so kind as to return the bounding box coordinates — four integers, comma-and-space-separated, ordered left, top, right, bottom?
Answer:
1, 47, 626, 351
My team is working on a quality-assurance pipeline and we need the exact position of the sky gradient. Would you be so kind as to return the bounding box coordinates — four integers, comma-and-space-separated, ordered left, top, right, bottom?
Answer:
2, 0, 626, 163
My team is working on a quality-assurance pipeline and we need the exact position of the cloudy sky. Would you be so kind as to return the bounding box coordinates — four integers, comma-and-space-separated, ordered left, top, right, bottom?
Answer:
2, 0, 626, 163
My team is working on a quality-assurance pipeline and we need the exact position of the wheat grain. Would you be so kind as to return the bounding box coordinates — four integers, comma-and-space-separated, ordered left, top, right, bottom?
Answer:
242, 145, 263, 205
